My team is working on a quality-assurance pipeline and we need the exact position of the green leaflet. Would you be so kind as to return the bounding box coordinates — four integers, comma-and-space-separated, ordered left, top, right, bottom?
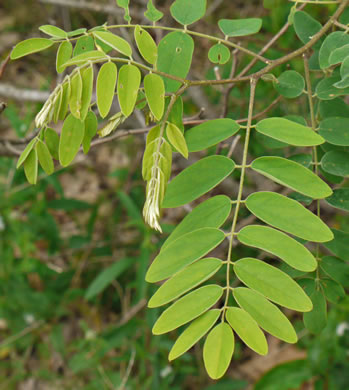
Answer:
256, 118, 324, 146
24, 149, 38, 185
36, 139, 54, 175
321, 278, 345, 304
157, 31, 194, 92
251, 156, 332, 199
144, 73, 165, 121
324, 229, 349, 261
329, 44, 349, 65
58, 81, 70, 121
17, 138, 37, 168
117, 64, 141, 117
67, 28, 87, 37
59, 114, 85, 167
166, 122, 188, 158
246, 192, 334, 243
145, 228, 225, 283
226, 307, 268, 355
44, 128, 59, 160
238, 225, 317, 272
326, 189, 349, 212
208, 43, 230, 65
56, 41, 73, 73
162, 195, 232, 250
321, 151, 349, 177
69, 70, 82, 119
321, 256, 349, 286
39, 24, 67, 38
97, 62, 117, 119
274, 70, 305, 99
134, 25, 157, 64
152, 285, 223, 335
163, 155, 235, 208
316, 75, 349, 100
144, 0, 163, 22
148, 258, 222, 307
234, 258, 313, 312
80, 65, 94, 120
293, 11, 322, 49
63, 50, 107, 67
341, 56, 349, 79
169, 309, 220, 361
116, 0, 131, 22
73, 36, 94, 56
233, 288, 297, 343
185, 118, 240, 152
53, 87, 62, 123
203, 323, 234, 380
303, 290, 327, 334
318, 117, 349, 146
82, 111, 98, 154
11, 38, 53, 60
218, 18, 262, 37
170, 0, 206, 26
93, 31, 132, 57
319, 32, 349, 69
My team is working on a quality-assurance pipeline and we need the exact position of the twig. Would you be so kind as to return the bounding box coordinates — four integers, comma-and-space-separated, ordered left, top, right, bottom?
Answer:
0, 320, 45, 348
117, 349, 136, 390
39, 0, 124, 15
116, 299, 147, 327
227, 135, 241, 159
237, 95, 282, 123
0, 54, 10, 80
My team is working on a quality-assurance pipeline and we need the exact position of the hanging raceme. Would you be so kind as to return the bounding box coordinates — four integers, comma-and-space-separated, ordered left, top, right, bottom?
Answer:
10, 0, 349, 380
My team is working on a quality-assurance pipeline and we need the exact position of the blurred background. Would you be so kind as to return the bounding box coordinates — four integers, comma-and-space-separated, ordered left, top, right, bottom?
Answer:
0, 0, 349, 389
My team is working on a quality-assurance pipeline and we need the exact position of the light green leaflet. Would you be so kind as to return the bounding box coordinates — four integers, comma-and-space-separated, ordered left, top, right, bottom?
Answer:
169, 309, 220, 361
274, 70, 305, 99
11, 38, 53, 60
162, 195, 231, 250
39, 25, 67, 38
246, 192, 334, 243
144, 73, 165, 121
233, 288, 297, 343
80, 66, 94, 120
36, 139, 54, 175
69, 70, 82, 118
82, 111, 98, 154
148, 258, 222, 307
251, 156, 332, 199
163, 155, 235, 208
326, 189, 349, 212
208, 43, 230, 65
63, 50, 106, 67
237, 225, 317, 272
157, 31, 194, 92
152, 285, 223, 335
166, 122, 188, 158
170, 0, 206, 26
67, 28, 87, 37
59, 114, 85, 167
24, 149, 38, 185
218, 18, 262, 37
293, 11, 322, 49
117, 64, 141, 117
185, 118, 240, 152
144, 0, 163, 22
321, 151, 349, 177
97, 62, 117, 119
56, 41, 73, 73
319, 32, 349, 69
93, 31, 132, 57
203, 323, 234, 380
234, 258, 313, 312
255, 118, 324, 146
17, 138, 37, 168
53, 88, 62, 123
226, 307, 268, 355
134, 25, 157, 64
146, 227, 225, 283
319, 117, 349, 146
303, 290, 327, 334
45, 128, 59, 160
58, 80, 70, 121
73, 36, 94, 56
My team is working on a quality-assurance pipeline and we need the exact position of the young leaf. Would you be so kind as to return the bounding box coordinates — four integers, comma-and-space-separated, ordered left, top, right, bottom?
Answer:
11, 38, 53, 60
24, 149, 38, 185
73, 35, 94, 56
303, 290, 327, 334
237, 225, 317, 272
93, 31, 132, 57
234, 258, 313, 312
148, 258, 222, 307
246, 192, 334, 243
166, 122, 188, 158
134, 25, 157, 65
326, 188, 349, 212
152, 285, 223, 335
97, 62, 117, 118
80, 65, 94, 120
117, 64, 141, 117
234, 288, 297, 343
36, 139, 54, 175
170, 0, 206, 26
321, 151, 349, 177
274, 70, 305, 99
251, 156, 332, 199
157, 31, 194, 92
144, 0, 163, 23
226, 307, 268, 355
163, 155, 235, 208
56, 41, 73, 73
39, 25, 67, 38
218, 18, 262, 37
144, 73, 165, 121
69, 70, 83, 118
82, 111, 98, 154
208, 43, 231, 65
53, 89, 62, 124
203, 323, 234, 380
16, 137, 37, 168
58, 80, 70, 121
256, 118, 324, 146
59, 114, 85, 167
45, 128, 60, 160
318, 117, 349, 146
169, 309, 220, 361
